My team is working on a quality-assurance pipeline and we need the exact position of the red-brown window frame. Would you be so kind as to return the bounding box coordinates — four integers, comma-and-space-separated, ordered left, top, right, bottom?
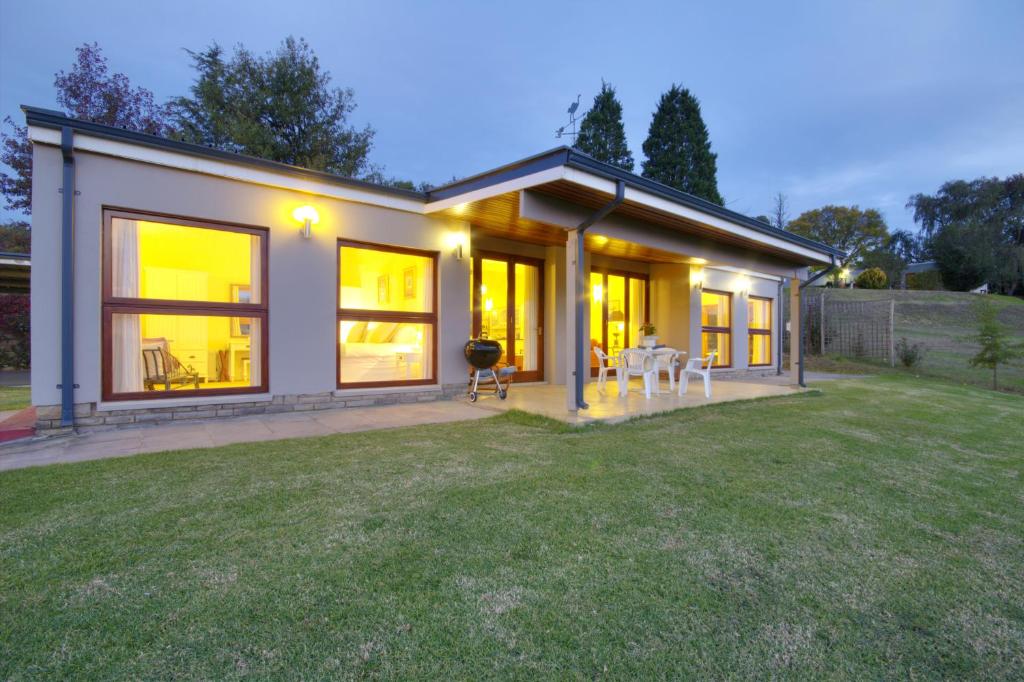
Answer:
101, 207, 270, 402
747, 295, 772, 367
700, 288, 733, 369
589, 267, 650, 377
337, 239, 439, 389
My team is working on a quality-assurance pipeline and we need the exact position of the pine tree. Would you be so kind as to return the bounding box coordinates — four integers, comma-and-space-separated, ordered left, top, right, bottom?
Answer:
641, 85, 723, 205
574, 81, 634, 171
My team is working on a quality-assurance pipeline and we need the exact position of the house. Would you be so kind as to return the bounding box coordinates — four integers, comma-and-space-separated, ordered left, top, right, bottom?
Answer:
24, 105, 841, 432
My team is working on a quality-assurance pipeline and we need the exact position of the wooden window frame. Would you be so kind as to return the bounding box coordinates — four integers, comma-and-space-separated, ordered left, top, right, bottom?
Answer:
337, 239, 439, 389
101, 207, 270, 402
700, 288, 733, 369
589, 267, 650, 377
747, 295, 772, 367
471, 250, 546, 382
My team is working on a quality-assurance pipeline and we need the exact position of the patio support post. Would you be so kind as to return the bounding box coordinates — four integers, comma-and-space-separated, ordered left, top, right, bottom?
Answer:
796, 258, 838, 387
564, 230, 581, 412
567, 180, 625, 412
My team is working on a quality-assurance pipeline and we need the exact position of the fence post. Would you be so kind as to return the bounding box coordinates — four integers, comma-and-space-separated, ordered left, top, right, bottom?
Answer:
889, 299, 896, 367
820, 292, 826, 356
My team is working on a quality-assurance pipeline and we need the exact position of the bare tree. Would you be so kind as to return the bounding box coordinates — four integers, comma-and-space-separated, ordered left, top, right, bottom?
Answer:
771, 192, 790, 229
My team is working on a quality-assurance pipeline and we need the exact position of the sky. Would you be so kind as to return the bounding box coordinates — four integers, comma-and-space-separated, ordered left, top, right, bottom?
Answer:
1, 0, 1022, 229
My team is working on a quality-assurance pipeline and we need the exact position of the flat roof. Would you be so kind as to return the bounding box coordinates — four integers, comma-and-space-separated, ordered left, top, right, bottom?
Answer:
23, 106, 842, 261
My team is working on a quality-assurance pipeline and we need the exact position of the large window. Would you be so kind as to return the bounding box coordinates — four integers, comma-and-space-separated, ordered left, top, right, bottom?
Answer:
102, 210, 268, 400
700, 290, 732, 367
748, 296, 772, 367
589, 269, 649, 375
338, 240, 437, 388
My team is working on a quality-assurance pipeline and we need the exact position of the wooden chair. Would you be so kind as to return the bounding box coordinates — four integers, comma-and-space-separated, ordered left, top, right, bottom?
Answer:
142, 345, 200, 391
678, 351, 717, 399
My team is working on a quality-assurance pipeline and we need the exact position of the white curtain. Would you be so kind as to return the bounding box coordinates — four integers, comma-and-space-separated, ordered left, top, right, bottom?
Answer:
248, 235, 262, 387
111, 219, 143, 393
522, 265, 538, 371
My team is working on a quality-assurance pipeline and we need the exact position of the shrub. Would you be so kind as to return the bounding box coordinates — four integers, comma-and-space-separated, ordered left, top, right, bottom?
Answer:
0, 294, 29, 369
895, 337, 925, 367
855, 267, 887, 289
906, 270, 943, 290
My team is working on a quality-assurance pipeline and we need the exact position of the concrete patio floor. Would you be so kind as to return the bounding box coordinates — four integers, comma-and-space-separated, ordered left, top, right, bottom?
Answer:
470, 376, 805, 425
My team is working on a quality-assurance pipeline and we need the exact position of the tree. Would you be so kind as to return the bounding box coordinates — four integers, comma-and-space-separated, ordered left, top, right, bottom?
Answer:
0, 42, 170, 214
854, 267, 887, 289
787, 205, 889, 280
860, 247, 905, 287
967, 298, 1023, 390
574, 80, 634, 171
172, 37, 375, 178
908, 175, 1024, 294
771, 192, 789, 229
641, 85, 723, 205
0, 221, 31, 254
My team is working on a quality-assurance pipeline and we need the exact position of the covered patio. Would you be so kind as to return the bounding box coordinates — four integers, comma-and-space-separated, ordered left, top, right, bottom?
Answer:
426, 147, 842, 417
467, 376, 803, 425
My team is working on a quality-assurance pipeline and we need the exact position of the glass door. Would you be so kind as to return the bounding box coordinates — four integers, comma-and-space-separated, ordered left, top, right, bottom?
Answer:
472, 253, 544, 382
590, 269, 649, 376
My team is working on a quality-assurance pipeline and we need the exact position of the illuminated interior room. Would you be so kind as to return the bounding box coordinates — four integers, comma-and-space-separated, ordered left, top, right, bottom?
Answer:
337, 243, 435, 387
107, 216, 265, 397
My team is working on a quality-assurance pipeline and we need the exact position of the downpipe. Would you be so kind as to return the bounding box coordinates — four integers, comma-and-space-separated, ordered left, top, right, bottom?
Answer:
60, 126, 77, 427
797, 257, 837, 388
573, 180, 625, 409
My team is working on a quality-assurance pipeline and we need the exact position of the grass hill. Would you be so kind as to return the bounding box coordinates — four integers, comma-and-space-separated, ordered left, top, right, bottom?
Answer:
805, 289, 1024, 394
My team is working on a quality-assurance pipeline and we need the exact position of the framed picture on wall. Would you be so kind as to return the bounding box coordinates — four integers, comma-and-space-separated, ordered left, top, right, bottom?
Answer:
377, 275, 390, 305
231, 284, 252, 336
403, 266, 416, 299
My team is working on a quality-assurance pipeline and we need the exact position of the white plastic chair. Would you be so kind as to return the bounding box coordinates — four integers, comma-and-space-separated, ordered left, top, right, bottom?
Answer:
678, 351, 717, 399
652, 348, 681, 393
592, 346, 618, 390
617, 348, 657, 399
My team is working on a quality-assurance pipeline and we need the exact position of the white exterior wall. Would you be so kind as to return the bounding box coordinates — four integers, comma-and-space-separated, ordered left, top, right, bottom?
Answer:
30, 144, 470, 410
690, 267, 780, 372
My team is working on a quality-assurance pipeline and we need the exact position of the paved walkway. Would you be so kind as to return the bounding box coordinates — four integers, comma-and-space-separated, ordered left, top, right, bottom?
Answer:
0, 401, 490, 472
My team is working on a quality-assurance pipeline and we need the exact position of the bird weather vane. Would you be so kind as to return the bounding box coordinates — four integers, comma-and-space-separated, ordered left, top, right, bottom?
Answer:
555, 94, 584, 141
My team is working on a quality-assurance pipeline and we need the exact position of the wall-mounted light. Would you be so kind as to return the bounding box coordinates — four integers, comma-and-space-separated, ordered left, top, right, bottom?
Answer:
292, 205, 319, 239
736, 275, 750, 295
592, 283, 603, 302
445, 231, 466, 260
692, 268, 704, 291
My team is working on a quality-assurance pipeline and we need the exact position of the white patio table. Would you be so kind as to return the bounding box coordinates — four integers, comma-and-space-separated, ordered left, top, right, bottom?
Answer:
621, 347, 684, 395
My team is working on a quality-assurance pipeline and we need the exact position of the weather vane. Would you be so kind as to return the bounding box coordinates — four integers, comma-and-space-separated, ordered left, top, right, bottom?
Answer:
555, 94, 584, 141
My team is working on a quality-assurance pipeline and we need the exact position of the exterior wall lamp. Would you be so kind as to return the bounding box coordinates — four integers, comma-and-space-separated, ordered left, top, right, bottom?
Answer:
692, 268, 704, 291
292, 205, 320, 239
445, 231, 466, 260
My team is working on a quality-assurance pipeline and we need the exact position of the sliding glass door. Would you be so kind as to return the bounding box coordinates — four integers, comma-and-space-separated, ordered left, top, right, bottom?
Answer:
472, 253, 544, 382
589, 269, 649, 376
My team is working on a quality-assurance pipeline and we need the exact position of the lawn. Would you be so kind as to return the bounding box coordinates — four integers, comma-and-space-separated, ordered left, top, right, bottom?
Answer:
2, 375, 1022, 679
0, 385, 30, 412
806, 289, 1024, 394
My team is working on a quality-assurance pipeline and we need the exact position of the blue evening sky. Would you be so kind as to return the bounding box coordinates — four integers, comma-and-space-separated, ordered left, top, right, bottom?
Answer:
1, 0, 1022, 228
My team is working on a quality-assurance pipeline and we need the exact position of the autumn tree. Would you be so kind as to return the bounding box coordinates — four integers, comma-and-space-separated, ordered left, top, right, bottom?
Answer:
787, 205, 889, 281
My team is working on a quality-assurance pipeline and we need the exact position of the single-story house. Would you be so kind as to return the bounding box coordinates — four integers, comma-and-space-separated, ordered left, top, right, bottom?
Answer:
24, 105, 841, 432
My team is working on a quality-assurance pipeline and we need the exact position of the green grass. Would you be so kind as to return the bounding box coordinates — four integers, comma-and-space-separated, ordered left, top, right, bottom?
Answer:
2, 375, 1023, 679
0, 385, 30, 411
809, 289, 1024, 393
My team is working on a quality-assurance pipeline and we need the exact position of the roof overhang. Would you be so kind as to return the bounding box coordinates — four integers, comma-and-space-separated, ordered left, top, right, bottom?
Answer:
426, 148, 842, 266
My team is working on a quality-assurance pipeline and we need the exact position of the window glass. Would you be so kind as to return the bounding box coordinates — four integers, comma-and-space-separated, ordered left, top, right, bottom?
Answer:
748, 298, 771, 331
112, 218, 260, 304
338, 321, 433, 384
749, 333, 771, 366
111, 313, 261, 394
701, 291, 730, 327
339, 245, 433, 313
701, 331, 731, 367
629, 277, 646, 347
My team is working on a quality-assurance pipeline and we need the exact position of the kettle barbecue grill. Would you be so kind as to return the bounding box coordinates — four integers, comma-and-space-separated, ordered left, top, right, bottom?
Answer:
464, 338, 516, 402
